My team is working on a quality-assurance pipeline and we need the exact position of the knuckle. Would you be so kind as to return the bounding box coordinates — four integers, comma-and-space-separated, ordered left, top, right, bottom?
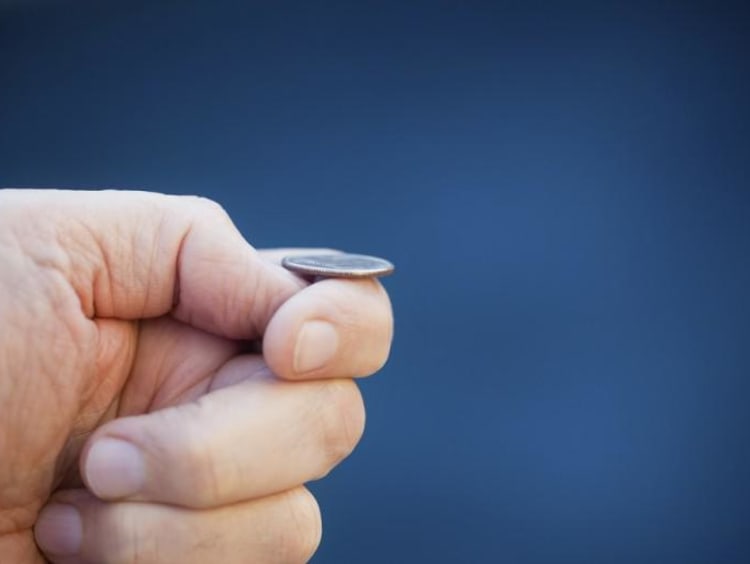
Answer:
317, 380, 366, 469
189, 195, 230, 220
153, 407, 226, 508
278, 488, 322, 563
102, 504, 160, 564
181, 432, 225, 507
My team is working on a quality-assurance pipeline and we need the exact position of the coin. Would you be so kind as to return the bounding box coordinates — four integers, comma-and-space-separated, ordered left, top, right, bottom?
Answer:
281, 253, 395, 279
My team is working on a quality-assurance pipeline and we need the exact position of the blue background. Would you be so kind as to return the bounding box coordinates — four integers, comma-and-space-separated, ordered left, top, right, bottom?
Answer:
2, 1, 749, 562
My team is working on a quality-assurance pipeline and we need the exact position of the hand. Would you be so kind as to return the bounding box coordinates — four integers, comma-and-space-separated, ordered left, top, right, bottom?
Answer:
0, 190, 393, 563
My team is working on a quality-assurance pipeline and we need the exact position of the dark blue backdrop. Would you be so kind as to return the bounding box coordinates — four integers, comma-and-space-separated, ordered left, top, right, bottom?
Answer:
2, 1, 749, 562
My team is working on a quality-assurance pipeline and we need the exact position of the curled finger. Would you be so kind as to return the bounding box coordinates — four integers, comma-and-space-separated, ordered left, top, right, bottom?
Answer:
35, 487, 321, 564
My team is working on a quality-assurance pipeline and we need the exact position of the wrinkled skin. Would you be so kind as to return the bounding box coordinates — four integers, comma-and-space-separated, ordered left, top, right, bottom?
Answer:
0, 190, 393, 563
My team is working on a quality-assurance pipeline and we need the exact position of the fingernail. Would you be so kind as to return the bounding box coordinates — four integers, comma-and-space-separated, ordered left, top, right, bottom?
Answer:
35, 504, 82, 556
85, 437, 145, 499
294, 320, 339, 374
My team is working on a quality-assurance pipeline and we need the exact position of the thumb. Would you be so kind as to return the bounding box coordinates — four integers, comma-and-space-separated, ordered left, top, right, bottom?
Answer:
2, 189, 304, 338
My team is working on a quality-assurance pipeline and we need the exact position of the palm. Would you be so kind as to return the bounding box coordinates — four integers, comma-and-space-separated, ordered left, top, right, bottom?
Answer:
0, 280, 246, 556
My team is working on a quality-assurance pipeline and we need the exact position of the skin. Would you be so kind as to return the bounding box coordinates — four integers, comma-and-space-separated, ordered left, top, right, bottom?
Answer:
0, 190, 393, 563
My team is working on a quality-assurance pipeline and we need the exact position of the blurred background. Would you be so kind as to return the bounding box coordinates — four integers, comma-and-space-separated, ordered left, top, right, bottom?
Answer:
2, 1, 749, 562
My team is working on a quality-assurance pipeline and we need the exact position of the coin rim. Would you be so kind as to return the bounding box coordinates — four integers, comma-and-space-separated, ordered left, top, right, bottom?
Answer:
281, 254, 395, 278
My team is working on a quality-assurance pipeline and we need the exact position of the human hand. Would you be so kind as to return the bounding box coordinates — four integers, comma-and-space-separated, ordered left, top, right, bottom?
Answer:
0, 190, 393, 563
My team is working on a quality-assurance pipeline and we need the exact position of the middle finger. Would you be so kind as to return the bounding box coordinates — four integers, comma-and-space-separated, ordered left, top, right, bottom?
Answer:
78, 356, 365, 508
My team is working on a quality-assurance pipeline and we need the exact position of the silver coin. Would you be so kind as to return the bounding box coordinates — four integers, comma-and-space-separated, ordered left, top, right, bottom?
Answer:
281, 253, 395, 278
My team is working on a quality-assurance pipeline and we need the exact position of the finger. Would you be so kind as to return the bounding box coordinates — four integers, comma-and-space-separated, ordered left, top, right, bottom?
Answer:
35, 487, 322, 564
263, 277, 394, 380
78, 358, 365, 507
117, 316, 244, 417
1, 189, 304, 339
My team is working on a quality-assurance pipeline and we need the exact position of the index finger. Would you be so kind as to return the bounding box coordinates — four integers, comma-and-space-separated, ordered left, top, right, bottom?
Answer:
0, 189, 305, 340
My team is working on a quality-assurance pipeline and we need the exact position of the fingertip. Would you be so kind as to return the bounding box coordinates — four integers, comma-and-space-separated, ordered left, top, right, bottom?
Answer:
34, 503, 83, 558
263, 278, 394, 381
82, 437, 146, 500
